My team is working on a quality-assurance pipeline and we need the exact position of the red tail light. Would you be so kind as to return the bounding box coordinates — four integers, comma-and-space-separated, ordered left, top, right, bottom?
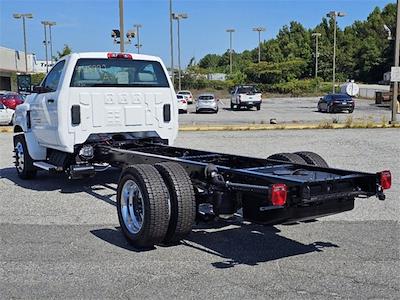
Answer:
379, 170, 391, 190
270, 183, 288, 206
107, 52, 132, 59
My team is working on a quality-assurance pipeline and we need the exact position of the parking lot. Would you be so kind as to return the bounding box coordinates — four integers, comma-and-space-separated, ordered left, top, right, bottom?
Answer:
179, 97, 392, 126
0, 129, 398, 299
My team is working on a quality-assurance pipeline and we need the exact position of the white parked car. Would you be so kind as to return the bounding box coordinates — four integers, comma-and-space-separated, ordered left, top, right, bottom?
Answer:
177, 90, 193, 104
177, 94, 188, 113
0, 103, 14, 125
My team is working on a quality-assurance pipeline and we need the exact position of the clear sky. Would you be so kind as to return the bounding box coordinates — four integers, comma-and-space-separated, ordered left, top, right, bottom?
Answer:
0, 0, 394, 66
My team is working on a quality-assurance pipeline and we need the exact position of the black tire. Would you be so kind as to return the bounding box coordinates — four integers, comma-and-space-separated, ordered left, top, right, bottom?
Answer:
348, 109, 354, 113
117, 164, 170, 249
294, 151, 329, 168
13, 134, 37, 179
267, 152, 307, 164
155, 162, 196, 244
230, 102, 235, 110
256, 104, 261, 111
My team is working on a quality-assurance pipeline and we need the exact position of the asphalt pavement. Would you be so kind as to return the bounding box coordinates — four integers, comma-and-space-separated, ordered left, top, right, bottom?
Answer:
179, 97, 392, 126
0, 129, 399, 299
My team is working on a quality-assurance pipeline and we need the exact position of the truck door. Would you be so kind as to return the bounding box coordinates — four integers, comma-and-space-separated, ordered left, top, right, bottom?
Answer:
30, 60, 65, 147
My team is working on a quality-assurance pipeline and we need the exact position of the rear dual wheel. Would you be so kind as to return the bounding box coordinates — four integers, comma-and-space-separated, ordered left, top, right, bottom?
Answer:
267, 151, 328, 168
117, 163, 196, 249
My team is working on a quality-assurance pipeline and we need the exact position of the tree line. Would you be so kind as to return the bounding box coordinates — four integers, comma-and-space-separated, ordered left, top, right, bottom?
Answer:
191, 3, 396, 86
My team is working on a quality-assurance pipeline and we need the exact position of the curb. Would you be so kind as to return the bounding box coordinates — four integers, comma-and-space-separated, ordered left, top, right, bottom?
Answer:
0, 127, 13, 133
179, 123, 400, 131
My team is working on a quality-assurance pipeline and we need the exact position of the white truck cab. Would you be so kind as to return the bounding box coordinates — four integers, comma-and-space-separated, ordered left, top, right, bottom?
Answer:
13, 52, 178, 178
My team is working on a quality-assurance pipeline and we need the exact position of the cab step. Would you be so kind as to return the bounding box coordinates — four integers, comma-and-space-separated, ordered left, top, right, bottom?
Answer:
33, 161, 60, 171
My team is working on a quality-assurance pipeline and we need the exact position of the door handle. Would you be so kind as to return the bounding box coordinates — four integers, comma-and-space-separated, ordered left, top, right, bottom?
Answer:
47, 99, 55, 103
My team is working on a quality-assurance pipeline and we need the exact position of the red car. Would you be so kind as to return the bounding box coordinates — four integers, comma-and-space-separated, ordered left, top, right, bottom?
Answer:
0, 93, 24, 110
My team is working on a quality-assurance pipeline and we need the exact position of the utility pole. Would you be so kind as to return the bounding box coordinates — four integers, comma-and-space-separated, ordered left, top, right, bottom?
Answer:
253, 27, 266, 63
119, 0, 125, 52
226, 29, 235, 73
172, 13, 188, 91
327, 11, 345, 93
13, 13, 33, 73
134, 24, 142, 54
169, 0, 174, 85
391, 0, 400, 123
312, 32, 321, 78
41, 21, 49, 73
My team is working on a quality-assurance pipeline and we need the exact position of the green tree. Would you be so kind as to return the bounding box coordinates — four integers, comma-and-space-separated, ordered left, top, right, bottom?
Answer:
55, 44, 72, 60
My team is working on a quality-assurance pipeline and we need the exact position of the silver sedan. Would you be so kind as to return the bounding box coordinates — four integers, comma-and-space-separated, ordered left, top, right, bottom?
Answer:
195, 94, 219, 113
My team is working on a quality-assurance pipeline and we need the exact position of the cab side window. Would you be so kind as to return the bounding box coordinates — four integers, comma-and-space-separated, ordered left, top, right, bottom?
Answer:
42, 60, 65, 92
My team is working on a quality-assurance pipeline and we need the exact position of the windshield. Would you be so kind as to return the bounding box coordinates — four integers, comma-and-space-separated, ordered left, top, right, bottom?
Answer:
70, 58, 169, 88
237, 86, 258, 94
198, 95, 214, 100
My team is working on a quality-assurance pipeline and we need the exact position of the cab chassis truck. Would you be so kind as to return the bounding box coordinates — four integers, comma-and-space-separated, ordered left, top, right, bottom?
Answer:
13, 52, 392, 248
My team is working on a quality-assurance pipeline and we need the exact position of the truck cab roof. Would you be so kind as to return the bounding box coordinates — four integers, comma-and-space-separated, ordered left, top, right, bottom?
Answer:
61, 52, 163, 63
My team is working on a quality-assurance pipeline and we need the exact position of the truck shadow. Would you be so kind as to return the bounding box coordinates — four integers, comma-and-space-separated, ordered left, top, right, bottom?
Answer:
90, 220, 338, 267
184, 221, 338, 268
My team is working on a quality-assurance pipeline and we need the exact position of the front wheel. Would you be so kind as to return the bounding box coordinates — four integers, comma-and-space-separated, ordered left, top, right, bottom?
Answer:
117, 164, 170, 249
13, 134, 37, 179
256, 104, 261, 111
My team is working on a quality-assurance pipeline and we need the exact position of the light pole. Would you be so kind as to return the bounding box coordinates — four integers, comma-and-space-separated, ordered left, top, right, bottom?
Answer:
252, 27, 266, 63
41, 21, 50, 73
169, 0, 174, 85
47, 21, 56, 64
327, 11, 345, 93
226, 29, 235, 73
172, 13, 188, 91
13, 13, 33, 73
134, 24, 142, 54
119, 0, 125, 52
312, 32, 321, 79
391, 0, 400, 123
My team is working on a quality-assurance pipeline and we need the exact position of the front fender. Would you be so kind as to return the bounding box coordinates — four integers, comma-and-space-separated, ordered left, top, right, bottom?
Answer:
14, 103, 30, 132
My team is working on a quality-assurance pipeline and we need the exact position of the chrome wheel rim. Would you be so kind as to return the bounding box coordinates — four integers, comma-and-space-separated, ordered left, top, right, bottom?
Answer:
15, 142, 24, 173
121, 180, 145, 234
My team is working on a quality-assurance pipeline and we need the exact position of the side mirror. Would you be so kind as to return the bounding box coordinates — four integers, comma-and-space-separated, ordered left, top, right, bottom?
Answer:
32, 86, 52, 94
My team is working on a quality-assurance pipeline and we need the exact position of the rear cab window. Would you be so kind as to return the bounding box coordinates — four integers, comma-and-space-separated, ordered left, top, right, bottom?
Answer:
237, 86, 258, 94
70, 58, 170, 88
